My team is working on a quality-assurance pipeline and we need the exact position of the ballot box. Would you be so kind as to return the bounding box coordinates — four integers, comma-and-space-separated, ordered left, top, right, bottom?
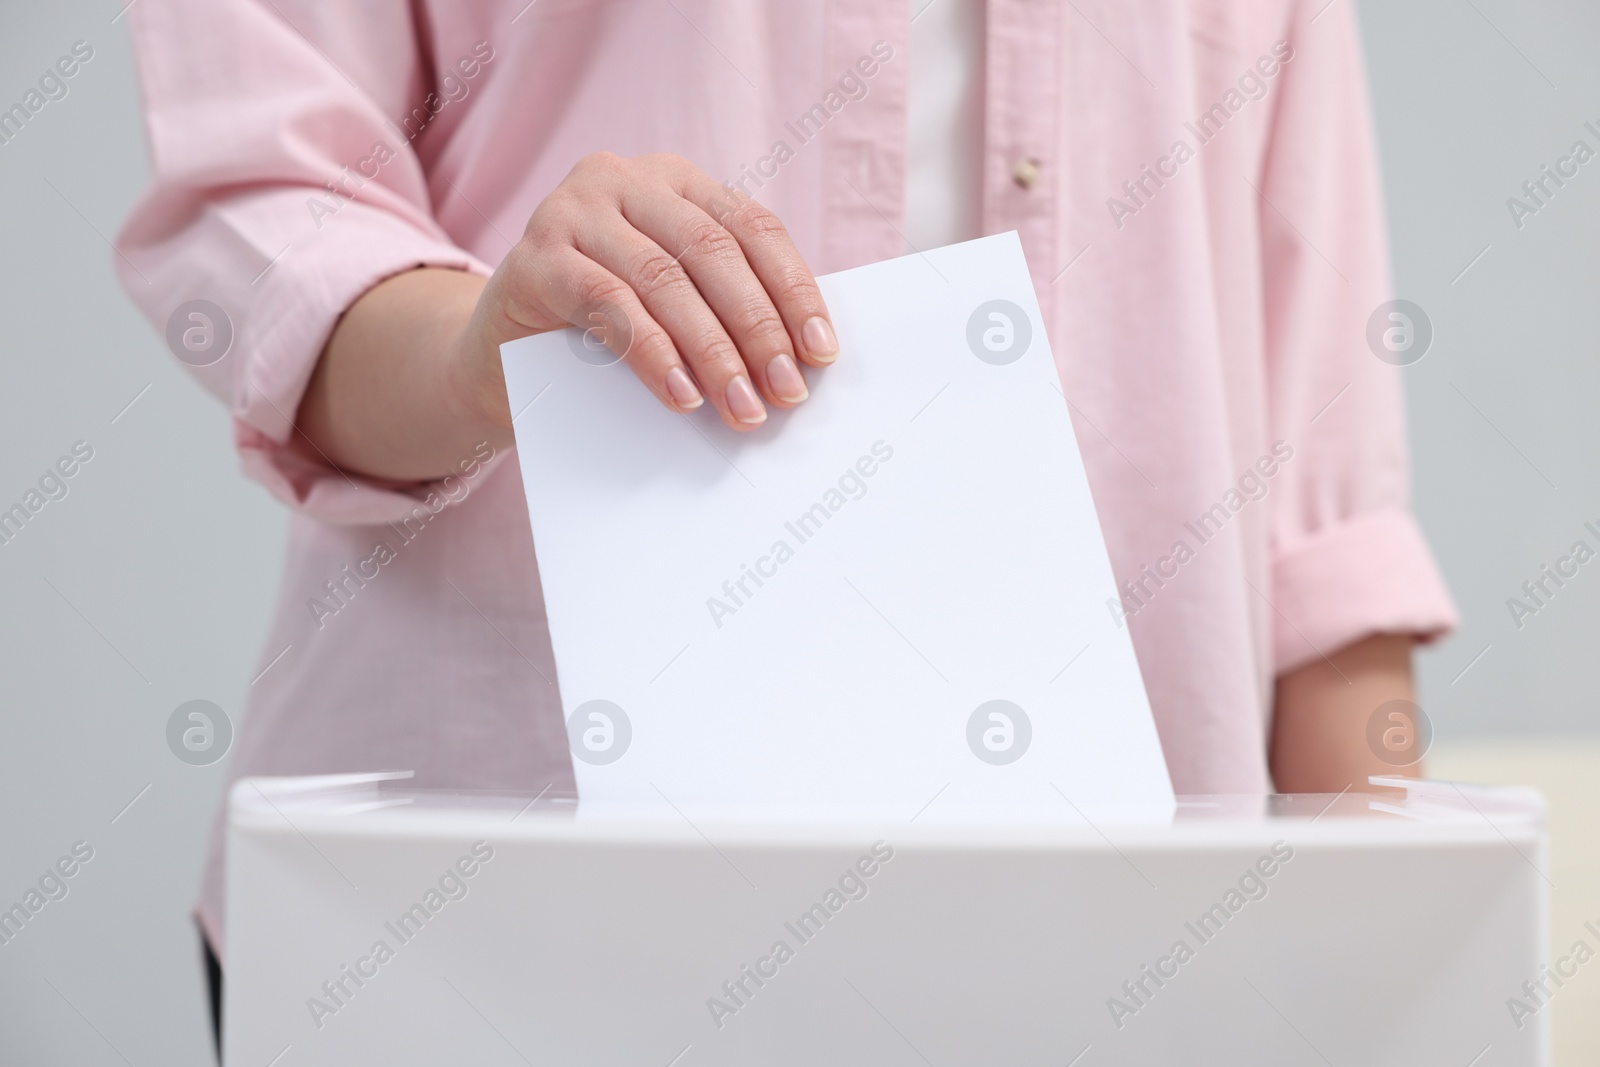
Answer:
224, 773, 1547, 1066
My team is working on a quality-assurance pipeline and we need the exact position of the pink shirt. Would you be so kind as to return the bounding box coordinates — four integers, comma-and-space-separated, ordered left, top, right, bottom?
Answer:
117, 0, 1457, 959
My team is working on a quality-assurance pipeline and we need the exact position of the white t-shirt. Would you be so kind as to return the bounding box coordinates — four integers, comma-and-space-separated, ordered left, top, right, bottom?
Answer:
904, 0, 986, 253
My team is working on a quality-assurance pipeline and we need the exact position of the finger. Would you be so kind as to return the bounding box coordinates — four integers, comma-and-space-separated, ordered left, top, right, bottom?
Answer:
679, 170, 838, 369
574, 213, 768, 430
621, 185, 809, 409
507, 240, 705, 414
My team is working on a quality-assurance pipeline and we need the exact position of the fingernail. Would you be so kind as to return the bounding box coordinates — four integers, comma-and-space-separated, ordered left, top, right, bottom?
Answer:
766, 353, 808, 402
665, 366, 703, 409
803, 316, 838, 363
725, 375, 767, 424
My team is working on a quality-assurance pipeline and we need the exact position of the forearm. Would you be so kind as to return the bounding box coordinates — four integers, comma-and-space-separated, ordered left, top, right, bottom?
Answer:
297, 267, 511, 481
1270, 633, 1420, 793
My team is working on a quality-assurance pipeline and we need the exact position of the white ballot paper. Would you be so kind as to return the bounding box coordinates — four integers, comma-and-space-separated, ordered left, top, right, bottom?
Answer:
501, 232, 1173, 820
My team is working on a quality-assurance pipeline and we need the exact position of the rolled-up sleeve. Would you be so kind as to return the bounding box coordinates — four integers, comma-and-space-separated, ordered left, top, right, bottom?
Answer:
115, 0, 493, 524
1258, 0, 1458, 673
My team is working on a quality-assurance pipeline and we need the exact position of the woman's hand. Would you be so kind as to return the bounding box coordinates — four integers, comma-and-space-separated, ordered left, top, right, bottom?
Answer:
461, 151, 838, 429
300, 152, 838, 481
1270, 632, 1421, 793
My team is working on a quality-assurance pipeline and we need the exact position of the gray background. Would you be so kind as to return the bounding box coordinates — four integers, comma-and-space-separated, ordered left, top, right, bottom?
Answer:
0, 1, 1595, 1063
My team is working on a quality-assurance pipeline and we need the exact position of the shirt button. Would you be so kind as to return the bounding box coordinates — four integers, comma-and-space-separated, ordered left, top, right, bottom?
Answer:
1012, 158, 1042, 190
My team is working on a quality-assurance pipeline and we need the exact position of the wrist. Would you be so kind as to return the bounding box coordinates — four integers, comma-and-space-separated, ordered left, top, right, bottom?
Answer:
438, 276, 516, 448
443, 318, 510, 436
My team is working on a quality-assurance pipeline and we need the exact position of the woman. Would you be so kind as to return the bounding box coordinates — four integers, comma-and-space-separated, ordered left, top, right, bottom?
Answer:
116, 0, 1456, 1048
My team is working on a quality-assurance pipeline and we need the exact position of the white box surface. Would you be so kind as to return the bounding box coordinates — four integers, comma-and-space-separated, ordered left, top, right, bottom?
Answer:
224, 774, 1549, 1066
